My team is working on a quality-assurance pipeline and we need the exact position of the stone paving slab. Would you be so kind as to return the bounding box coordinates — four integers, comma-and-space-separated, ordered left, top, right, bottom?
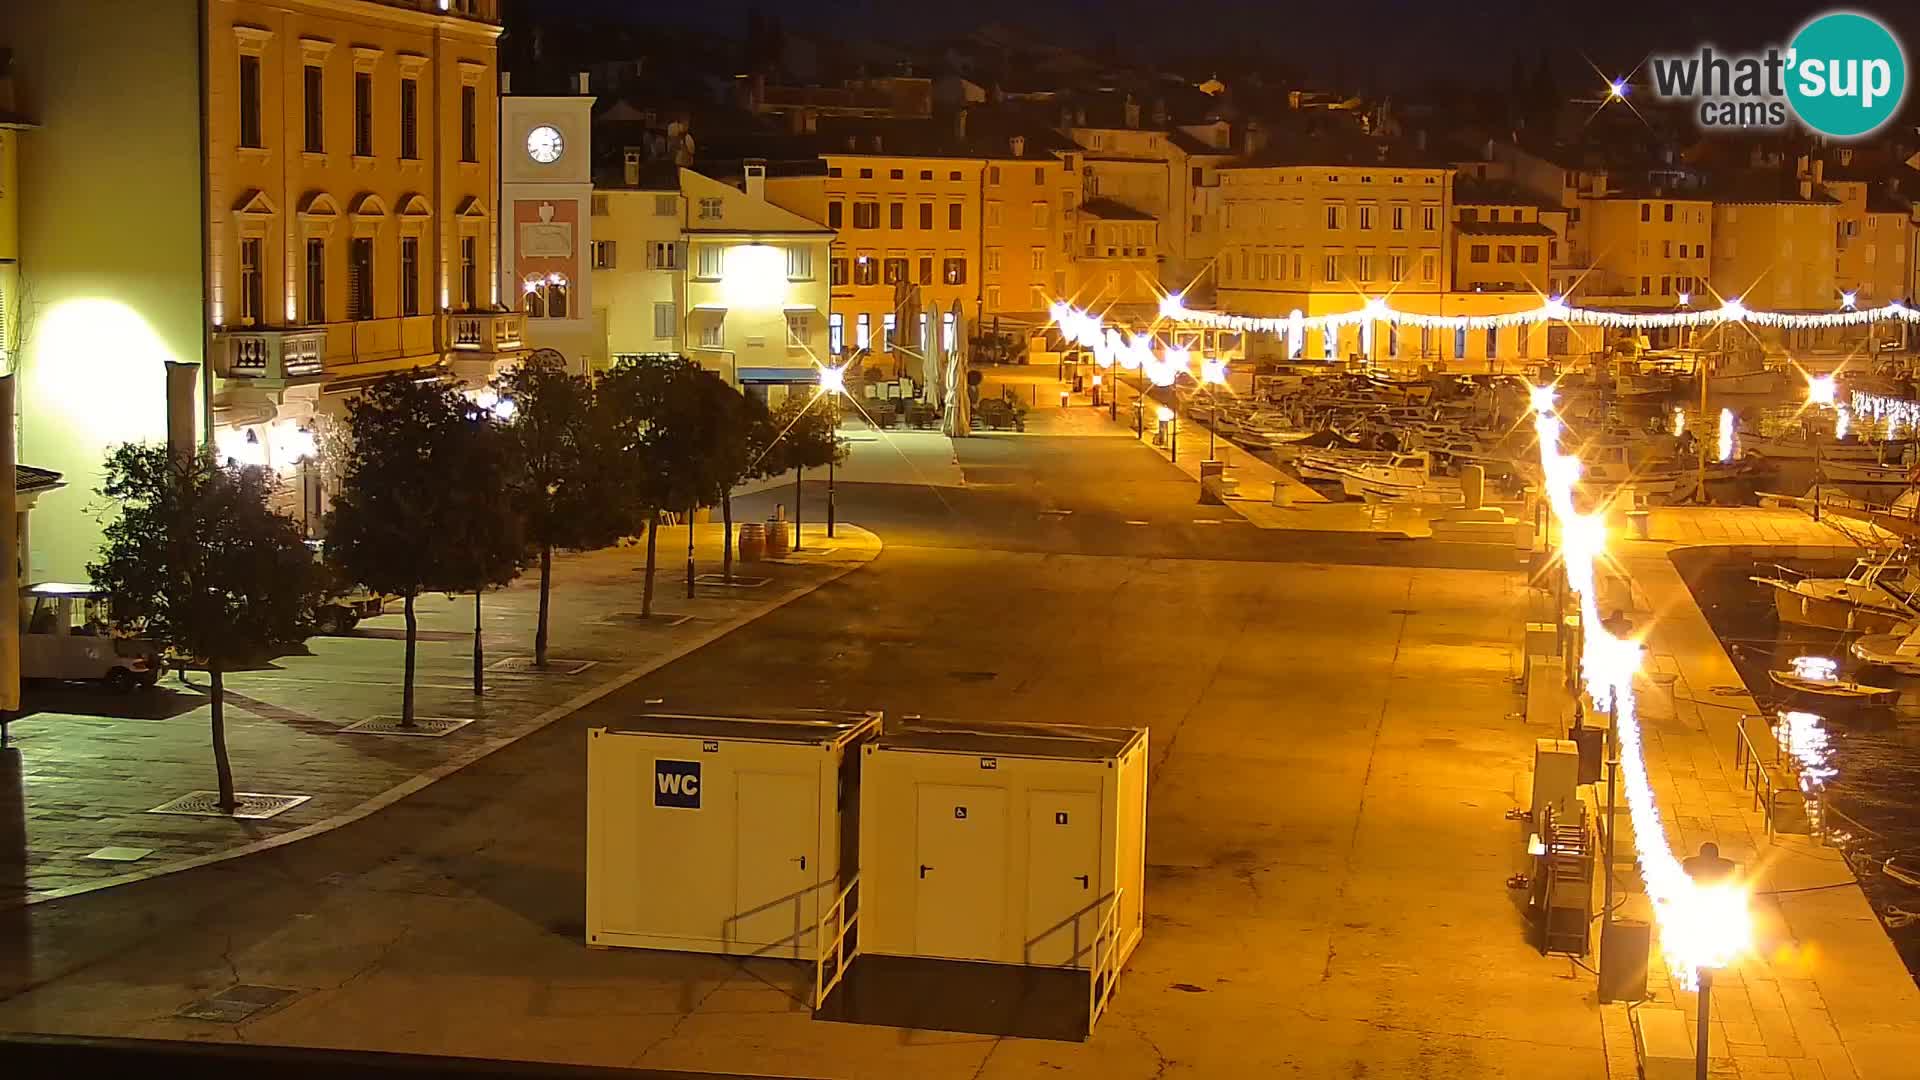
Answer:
0, 523, 880, 906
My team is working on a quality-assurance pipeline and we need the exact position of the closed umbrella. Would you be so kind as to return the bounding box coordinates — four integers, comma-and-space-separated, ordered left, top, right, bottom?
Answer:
944, 299, 972, 437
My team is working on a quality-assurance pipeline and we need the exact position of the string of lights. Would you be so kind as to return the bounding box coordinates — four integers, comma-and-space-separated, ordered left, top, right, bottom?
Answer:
1160, 293, 1919, 335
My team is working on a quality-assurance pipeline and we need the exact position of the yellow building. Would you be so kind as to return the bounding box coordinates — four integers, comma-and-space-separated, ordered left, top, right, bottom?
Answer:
979, 143, 1080, 331
1827, 172, 1909, 312
1580, 194, 1714, 316
591, 161, 685, 364
1068, 116, 1233, 298
1709, 174, 1838, 354
679, 166, 832, 398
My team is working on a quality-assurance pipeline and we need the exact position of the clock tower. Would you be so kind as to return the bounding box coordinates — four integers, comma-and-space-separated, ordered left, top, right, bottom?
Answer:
499, 76, 596, 371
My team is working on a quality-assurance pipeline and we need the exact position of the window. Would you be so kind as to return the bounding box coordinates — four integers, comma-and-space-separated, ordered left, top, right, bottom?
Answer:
1391, 205, 1406, 230
460, 85, 477, 162
460, 237, 476, 309
985, 247, 1003, 272
1422, 205, 1437, 231
1470, 245, 1490, 263
653, 195, 676, 217
1521, 246, 1539, 264
854, 255, 877, 286
1485, 327, 1497, 358
1640, 203, 1651, 222
1694, 244, 1705, 258
890, 203, 904, 229
1357, 254, 1374, 280
400, 236, 420, 316
1517, 323, 1530, 358
1662, 240, 1672, 258
828, 167, 843, 178
949, 171, 961, 181
1191, 214, 1202, 234
941, 257, 967, 284
1453, 327, 1466, 359
988, 166, 1001, 185
855, 312, 870, 350
354, 72, 373, 156
591, 240, 617, 270
1389, 254, 1406, 282
1325, 203, 1342, 229
883, 314, 897, 351
699, 197, 724, 221
828, 202, 844, 229
1663, 203, 1674, 223
889, 168, 903, 180
859, 168, 873, 180
647, 241, 684, 270
986, 202, 1002, 227
1293, 254, 1302, 279
1358, 205, 1374, 230
1324, 328, 1337, 361
1031, 286, 1046, 310
399, 78, 419, 159
1496, 245, 1515, 263
852, 202, 878, 229
1640, 276, 1651, 295
305, 238, 327, 322
948, 204, 962, 229
787, 312, 810, 346
346, 237, 374, 320
919, 203, 933, 229
653, 302, 675, 339
831, 257, 848, 285
304, 65, 325, 152
1660, 275, 1670, 295
786, 246, 814, 281
922, 170, 934, 180
918, 256, 933, 285
238, 238, 263, 324
986, 286, 1001, 310
1031, 247, 1045, 271
695, 243, 724, 280
829, 313, 844, 355
883, 257, 908, 285
1192, 166, 1203, 187
942, 311, 956, 352
1034, 202, 1050, 227
699, 318, 723, 349
239, 55, 263, 149
1323, 255, 1339, 281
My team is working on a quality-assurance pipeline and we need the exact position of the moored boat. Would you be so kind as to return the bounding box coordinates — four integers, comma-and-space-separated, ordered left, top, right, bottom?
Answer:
1768, 655, 1899, 708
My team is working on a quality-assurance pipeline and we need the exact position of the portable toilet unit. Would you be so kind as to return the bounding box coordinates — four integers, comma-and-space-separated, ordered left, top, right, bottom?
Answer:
586, 709, 881, 958
856, 719, 1148, 976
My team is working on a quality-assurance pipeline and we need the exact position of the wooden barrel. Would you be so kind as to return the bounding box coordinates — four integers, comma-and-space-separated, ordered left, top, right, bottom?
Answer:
737, 522, 767, 563
764, 519, 791, 556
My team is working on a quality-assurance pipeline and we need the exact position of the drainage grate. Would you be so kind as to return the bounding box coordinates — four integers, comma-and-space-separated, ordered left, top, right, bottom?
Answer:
84, 846, 154, 863
605, 611, 693, 627
694, 573, 769, 587
149, 792, 311, 820
487, 657, 597, 675
780, 546, 840, 556
339, 715, 473, 738
176, 984, 301, 1024
948, 670, 998, 683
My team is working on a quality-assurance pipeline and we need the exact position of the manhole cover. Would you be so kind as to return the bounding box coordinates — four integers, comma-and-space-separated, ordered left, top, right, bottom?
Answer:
149, 792, 311, 820
487, 657, 597, 675
176, 984, 300, 1024
779, 547, 840, 557
340, 716, 473, 738
693, 573, 769, 587
1390, 609, 1420, 616
605, 611, 693, 627
84, 846, 154, 863
949, 670, 998, 683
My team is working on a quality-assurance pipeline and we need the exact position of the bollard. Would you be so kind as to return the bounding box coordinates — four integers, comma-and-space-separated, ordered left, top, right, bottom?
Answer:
1272, 480, 1293, 507
1460, 464, 1485, 510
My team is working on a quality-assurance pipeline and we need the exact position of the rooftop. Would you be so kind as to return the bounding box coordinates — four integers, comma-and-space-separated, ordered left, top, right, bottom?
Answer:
1455, 220, 1557, 237
1079, 197, 1156, 221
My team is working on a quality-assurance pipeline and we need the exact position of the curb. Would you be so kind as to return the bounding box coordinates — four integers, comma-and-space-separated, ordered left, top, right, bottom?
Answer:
13, 525, 884, 908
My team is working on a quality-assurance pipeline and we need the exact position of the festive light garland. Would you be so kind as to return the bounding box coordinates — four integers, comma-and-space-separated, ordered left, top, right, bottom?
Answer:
1850, 390, 1920, 437
1160, 294, 1920, 335
1531, 391, 1751, 988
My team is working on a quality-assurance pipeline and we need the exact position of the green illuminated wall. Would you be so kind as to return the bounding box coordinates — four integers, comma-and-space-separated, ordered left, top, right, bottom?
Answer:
0, 0, 206, 581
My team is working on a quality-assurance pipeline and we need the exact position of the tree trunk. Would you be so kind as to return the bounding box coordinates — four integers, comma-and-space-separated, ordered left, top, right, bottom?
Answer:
472, 589, 484, 696
686, 501, 696, 600
642, 509, 659, 618
401, 593, 418, 728
535, 542, 552, 668
793, 466, 803, 551
722, 493, 734, 584
210, 665, 236, 812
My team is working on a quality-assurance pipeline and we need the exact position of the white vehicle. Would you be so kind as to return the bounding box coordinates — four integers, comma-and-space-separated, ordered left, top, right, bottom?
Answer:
20, 583, 163, 692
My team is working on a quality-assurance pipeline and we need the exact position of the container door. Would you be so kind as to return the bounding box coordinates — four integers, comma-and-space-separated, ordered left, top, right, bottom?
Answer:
1024, 790, 1102, 967
733, 771, 818, 952
913, 783, 1007, 961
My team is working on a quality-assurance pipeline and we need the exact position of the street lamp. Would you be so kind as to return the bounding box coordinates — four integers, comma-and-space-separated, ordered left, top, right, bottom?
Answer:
819, 365, 846, 539
1807, 374, 1837, 523
1200, 356, 1229, 461
1157, 405, 1176, 461
1681, 843, 1739, 1080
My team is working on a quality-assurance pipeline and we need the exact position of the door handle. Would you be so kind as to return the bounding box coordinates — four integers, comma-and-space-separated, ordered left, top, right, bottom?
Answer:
1075, 874, 1090, 889
793, 855, 806, 870
919, 864, 933, 879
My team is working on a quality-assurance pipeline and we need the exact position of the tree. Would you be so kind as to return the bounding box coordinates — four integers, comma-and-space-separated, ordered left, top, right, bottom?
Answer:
597, 355, 711, 618
493, 351, 628, 666
89, 444, 319, 811
765, 390, 848, 548
326, 374, 516, 726
438, 406, 527, 694
717, 386, 776, 583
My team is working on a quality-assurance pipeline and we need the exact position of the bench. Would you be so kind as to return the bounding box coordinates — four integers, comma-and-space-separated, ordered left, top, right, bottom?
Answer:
1634, 1005, 1694, 1080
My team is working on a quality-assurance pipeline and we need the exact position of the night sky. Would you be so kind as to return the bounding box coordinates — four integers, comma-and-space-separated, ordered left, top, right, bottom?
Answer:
537, 0, 1920, 91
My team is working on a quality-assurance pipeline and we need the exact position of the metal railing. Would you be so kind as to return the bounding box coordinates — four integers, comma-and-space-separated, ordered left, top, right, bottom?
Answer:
812, 876, 859, 1010
1732, 715, 1787, 838
1087, 887, 1126, 1031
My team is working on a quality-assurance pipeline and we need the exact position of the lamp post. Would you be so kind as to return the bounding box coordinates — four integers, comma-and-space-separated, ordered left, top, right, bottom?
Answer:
1808, 374, 1836, 524
1200, 356, 1229, 461
1681, 843, 1739, 1080
819, 365, 846, 540
1157, 405, 1176, 461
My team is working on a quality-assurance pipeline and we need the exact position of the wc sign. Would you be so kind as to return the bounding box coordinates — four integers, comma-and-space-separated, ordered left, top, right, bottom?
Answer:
654, 760, 701, 808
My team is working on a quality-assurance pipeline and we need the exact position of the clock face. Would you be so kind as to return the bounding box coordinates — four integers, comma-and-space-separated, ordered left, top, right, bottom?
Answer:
526, 125, 564, 164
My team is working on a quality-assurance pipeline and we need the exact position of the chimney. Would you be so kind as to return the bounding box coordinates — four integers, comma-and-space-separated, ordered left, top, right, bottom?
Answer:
870, 134, 884, 153
1061, 105, 1073, 130
846, 134, 858, 150
1124, 94, 1140, 129
1242, 119, 1264, 156
744, 160, 767, 202
499, 71, 512, 95
1150, 98, 1168, 127
1416, 130, 1428, 152
1796, 153, 1810, 178
624, 149, 641, 186
1010, 135, 1026, 158
1813, 158, 1824, 185
576, 70, 590, 95
1799, 176, 1813, 200
1075, 106, 1087, 126
954, 108, 968, 140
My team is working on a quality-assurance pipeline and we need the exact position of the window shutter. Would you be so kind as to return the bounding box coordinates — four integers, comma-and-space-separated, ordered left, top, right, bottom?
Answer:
645, 243, 657, 269
676, 241, 689, 269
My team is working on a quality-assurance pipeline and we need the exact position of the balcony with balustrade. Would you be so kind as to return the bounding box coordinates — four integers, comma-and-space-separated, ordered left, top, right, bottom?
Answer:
212, 326, 329, 388
446, 309, 528, 381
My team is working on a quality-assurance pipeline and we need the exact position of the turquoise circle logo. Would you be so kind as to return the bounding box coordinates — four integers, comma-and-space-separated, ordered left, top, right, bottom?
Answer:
1787, 11, 1907, 138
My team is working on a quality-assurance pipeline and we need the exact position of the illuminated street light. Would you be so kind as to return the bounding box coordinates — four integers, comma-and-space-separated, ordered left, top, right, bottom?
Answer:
819, 365, 847, 538
1806, 374, 1836, 406
1607, 79, 1628, 100
1841, 291, 1858, 310
1677, 292, 1691, 308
